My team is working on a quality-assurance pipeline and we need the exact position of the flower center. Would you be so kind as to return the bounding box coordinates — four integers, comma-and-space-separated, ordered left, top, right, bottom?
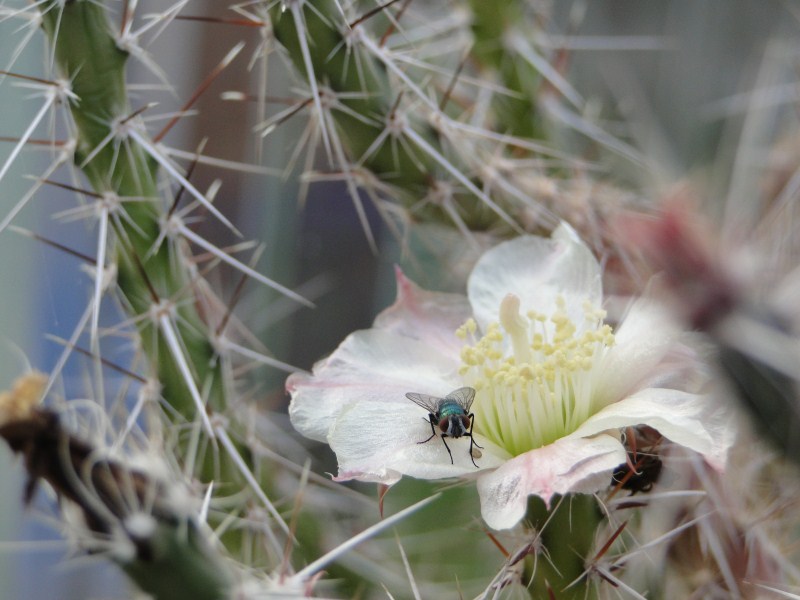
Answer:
456, 294, 615, 457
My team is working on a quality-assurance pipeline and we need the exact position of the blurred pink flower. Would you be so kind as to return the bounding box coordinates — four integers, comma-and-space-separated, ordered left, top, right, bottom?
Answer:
288, 225, 734, 529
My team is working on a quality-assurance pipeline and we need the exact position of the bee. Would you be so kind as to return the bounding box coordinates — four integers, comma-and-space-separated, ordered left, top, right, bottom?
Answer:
405, 386, 482, 468
611, 426, 663, 495
611, 453, 663, 494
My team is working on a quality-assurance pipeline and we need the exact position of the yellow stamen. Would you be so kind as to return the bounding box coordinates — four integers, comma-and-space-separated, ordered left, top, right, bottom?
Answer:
457, 296, 615, 456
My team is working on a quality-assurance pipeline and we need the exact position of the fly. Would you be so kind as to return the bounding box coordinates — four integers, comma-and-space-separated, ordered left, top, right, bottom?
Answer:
405, 386, 482, 467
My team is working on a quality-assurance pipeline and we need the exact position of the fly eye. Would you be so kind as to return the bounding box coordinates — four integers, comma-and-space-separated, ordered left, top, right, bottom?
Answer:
461, 415, 471, 428
438, 417, 450, 433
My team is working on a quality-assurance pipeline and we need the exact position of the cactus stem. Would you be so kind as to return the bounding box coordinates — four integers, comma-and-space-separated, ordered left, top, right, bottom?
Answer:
173, 219, 314, 307
403, 125, 521, 231
286, 0, 335, 163
126, 128, 241, 235
156, 309, 215, 437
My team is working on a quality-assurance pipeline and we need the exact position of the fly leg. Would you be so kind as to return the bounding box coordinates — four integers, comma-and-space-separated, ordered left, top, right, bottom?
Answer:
417, 413, 438, 444
440, 434, 454, 464
467, 413, 482, 467
467, 414, 483, 449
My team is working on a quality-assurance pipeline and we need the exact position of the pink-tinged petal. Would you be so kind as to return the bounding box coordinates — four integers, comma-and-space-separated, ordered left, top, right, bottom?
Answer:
477, 435, 626, 530
373, 268, 472, 356
330, 401, 505, 483
468, 224, 602, 333
570, 388, 734, 470
288, 329, 459, 442
594, 299, 681, 406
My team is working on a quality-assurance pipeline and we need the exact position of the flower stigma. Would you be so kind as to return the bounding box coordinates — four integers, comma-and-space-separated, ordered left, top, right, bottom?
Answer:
457, 293, 615, 457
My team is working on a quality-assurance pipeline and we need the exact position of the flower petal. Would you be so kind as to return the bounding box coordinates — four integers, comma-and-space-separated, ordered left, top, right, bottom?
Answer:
330, 400, 505, 483
570, 387, 734, 469
374, 268, 472, 356
288, 329, 459, 442
594, 299, 682, 406
468, 224, 602, 333
476, 435, 626, 530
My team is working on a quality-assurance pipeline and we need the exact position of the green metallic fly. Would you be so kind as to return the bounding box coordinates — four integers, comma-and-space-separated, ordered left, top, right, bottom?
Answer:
405, 386, 482, 467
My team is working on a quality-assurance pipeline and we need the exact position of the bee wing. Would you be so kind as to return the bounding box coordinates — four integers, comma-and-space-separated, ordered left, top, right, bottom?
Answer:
404, 392, 442, 414
445, 387, 476, 412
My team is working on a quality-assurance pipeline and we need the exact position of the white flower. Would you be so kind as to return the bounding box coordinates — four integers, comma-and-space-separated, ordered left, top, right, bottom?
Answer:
288, 225, 734, 529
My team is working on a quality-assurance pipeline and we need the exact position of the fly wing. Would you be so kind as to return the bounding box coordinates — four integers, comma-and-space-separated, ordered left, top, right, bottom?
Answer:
405, 392, 442, 414
445, 387, 476, 412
